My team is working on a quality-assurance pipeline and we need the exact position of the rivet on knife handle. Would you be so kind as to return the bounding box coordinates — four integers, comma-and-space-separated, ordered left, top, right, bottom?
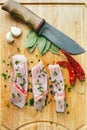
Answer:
2, 0, 45, 32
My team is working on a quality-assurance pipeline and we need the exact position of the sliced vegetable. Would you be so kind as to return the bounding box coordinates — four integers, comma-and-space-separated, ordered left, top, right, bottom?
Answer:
37, 36, 46, 54
56, 61, 76, 86
49, 43, 59, 54
25, 30, 38, 48
41, 40, 51, 55
61, 50, 85, 81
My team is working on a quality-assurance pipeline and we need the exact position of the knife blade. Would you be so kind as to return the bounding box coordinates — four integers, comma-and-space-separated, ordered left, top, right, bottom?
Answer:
2, 0, 85, 54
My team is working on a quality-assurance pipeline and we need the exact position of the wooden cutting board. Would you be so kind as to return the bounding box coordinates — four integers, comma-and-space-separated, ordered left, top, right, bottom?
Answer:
0, 0, 87, 130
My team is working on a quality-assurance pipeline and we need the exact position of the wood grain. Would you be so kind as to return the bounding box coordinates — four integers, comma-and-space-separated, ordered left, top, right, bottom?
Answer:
0, 1, 87, 130
0, 0, 87, 4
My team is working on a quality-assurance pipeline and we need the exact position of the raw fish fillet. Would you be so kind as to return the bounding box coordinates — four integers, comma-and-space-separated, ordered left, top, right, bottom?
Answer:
10, 54, 28, 108
32, 61, 48, 110
48, 64, 65, 112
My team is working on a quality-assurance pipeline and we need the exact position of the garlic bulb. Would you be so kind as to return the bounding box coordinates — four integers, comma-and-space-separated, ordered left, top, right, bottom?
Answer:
11, 26, 22, 37
6, 31, 14, 43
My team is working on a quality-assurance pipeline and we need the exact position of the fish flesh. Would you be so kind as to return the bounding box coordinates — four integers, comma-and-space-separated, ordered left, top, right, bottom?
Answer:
31, 60, 48, 110
10, 54, 28, 108
48, 64, 65, 112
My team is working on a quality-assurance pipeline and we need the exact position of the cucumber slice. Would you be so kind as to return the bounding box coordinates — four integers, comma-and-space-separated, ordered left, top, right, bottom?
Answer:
37, 36, 46, 54
28, 42, 37, 53
25, 30, 38, 48
49, 43, 59, 54
41, 40, 51, 55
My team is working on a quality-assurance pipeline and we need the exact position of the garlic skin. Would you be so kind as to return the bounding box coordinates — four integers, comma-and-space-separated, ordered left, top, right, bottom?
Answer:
11, 26, 22, 37
6, 31, 14, 43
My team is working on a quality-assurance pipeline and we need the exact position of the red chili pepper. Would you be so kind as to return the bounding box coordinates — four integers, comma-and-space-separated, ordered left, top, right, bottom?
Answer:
56, 61, 76, 86
61, 50, 85, 81
14, 83, 27, 95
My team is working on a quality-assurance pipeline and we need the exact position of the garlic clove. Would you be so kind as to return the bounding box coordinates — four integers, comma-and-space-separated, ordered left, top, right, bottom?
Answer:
6, 31, 14, 43
11, 26, 22, 37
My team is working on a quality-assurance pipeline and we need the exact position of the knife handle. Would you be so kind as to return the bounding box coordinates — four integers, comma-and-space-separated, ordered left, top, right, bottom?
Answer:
2, 0, 45, 32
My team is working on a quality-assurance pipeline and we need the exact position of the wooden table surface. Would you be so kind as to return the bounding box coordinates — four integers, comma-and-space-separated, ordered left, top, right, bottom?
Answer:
0, 0, 87, 130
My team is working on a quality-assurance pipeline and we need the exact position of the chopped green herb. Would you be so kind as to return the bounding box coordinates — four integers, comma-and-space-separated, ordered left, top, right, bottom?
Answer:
40, 67, 44, 73
65, 84, 67, 87
37, 79, 39, 82
28, 88, 32, 92
20, 81, 26, 87
10, 61, 12, 66
66, 103, 68, 108
16, 73, 22, 78
15, 61, 19, 65
17, 47, 20, 52
51, 79, 56, 83
17, 93, 21, 97
8, 75, 10, 79
68, 87, 71, 92
6, 104, 9, 108
2, 60, 6, 63
35, 55, 38, 57
30, 74, 32, 77
29, 98, 34, 106
40, 89, 44, 93
25, 102, 28, 106
38, 86, 44, 93
12, 93, 15, 98
1, 73, 7, 79
53, 71, 57, 76
40, 68, 47, 76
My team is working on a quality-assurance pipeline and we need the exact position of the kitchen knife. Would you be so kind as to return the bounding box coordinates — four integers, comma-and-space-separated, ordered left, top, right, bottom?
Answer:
2, 0, 85, 54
